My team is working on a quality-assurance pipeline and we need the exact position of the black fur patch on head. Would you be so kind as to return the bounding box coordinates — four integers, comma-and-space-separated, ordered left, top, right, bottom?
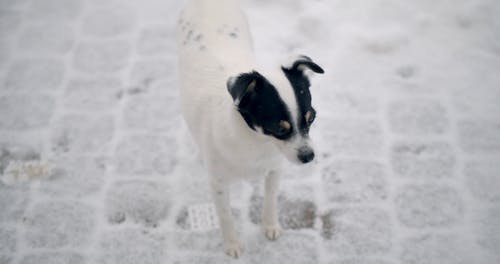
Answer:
282, 56, 324, 135
227, 71, 294, 140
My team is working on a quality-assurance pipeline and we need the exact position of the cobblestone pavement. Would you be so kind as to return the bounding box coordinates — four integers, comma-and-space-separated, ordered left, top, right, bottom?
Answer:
1, 0, 499, 263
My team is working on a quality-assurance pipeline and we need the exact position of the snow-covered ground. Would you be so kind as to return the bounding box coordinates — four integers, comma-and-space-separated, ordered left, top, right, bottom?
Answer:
1, 0, 500, 263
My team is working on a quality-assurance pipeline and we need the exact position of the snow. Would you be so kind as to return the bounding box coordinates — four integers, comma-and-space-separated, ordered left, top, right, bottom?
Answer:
1, 0, 499, 263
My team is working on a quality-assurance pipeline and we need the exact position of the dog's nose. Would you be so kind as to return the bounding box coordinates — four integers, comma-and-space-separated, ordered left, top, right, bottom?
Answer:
298, 147, 315, 164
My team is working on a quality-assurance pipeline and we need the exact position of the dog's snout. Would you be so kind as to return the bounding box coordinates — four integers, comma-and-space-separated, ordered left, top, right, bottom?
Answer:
298, 147, 315, 164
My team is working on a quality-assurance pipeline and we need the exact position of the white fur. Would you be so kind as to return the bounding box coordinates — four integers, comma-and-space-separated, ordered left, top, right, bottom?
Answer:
177, 0, 305, 258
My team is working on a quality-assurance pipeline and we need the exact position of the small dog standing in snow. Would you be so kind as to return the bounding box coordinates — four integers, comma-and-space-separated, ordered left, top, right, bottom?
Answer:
177, 0, 323, 258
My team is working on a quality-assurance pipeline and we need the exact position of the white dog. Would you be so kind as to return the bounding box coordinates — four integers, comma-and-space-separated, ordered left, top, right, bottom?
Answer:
177, 0, 323, 258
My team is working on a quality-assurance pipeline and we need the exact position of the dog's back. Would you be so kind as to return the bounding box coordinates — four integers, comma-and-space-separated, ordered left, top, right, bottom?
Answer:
177, 0, 255, 131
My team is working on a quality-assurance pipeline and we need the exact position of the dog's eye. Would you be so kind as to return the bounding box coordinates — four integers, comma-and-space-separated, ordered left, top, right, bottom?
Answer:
278, 120, 291, 134
305, 111, 315, 124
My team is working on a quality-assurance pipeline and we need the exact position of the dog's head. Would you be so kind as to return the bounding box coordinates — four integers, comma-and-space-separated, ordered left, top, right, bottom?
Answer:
227, 55, 324, 164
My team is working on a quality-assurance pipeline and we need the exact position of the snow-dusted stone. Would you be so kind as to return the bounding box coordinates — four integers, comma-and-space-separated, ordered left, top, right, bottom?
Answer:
322, 119, 383, 157
0, 227, 15, 254
114, 135, 177, 176
322, 92, 379, 116
321, 160, 387, 203
400, 234, 473, 264
247, 232, 318, 264
39, 156, 106, 198
50, 114, 114, 155
106, 180, 171, 226
171, 255, 232, 264
0, 41, 9, 69
0, 0, 29, 10
0, 183, 29, 223
329, 259, 394, 264
97, 229, 166, 264
395, 184, 463, 228
19, 253, 85, 264
5, 58, 64, 92
17, 24, 73, 54
249, 187, 316, 230
82, 7, 135, 38
388, 100, 449, 135
27, 0, 83, 21
63, 78, 122, 112
465, 161, 500, 202
24, 201, 95, 248
0, 95, 55, 130
391, 142, 455, 179
123, 94, 180, 132
476, 206, 500, 254
171, 230, 222, 251
321, 207, 391, 256
0, 143, 40, 175
74, 40, 131, 74
458, 120, 500, 153
129, 59, 174, 87
137, 25, 176, 55
0, 10, 21, 37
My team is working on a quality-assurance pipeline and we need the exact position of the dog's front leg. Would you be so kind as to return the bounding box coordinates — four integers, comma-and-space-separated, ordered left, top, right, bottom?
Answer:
211, 179, 243, 258
262, 170, 282, 240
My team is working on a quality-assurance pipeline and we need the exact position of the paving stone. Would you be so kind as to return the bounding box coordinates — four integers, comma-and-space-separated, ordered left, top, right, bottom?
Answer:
0, 10, 21, 37
19, 252, 85, 264
171, 230, 222, 252
130, 59, 175, 87
17, 24, 73, 54
82, 7, 135, 37
171, 255, 233, 264
249, 186, 316, 230
391, 142, 455, 179
50, 114, 114, 155
322, 119, 383, 157
27, 0, 83, 21
465, 161, 500, 202
400, 234, 472, 264
459, 120, 500, 153
321, 207, 391, 256
39, 156, 106, 198
4, 58, 64, 92
106, 180, 171, 227
0, 41, 9, 69
388, 99, 449, 135
0, 94, 55, 130
0, 0, 29, 10
329, 259, 394, 264
476, 206, 500, 254
97, 229, 166, 264
122, 94, 180, 132
74, 40, 131, 74
0, 227, 15, 253
24, 201, 95, 248
324, 92, 379, 115
63, 78, 122, 112
395, 184, 463, 228
0, 255, 12, 264
247, 232, 318, 264
137, 25, 176, 55
0, 143, 40, 175
0, 183, 29, 223
321, 160, 387, 203
114, 135, 177, 176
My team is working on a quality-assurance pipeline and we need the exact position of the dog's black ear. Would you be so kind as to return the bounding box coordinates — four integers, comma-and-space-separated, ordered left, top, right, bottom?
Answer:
227, 71, 261, 107
284, 55, 324, 74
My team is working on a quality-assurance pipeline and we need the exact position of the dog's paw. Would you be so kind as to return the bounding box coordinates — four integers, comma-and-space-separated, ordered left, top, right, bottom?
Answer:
224, 240, 244, 259
263, 224, 282, 241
